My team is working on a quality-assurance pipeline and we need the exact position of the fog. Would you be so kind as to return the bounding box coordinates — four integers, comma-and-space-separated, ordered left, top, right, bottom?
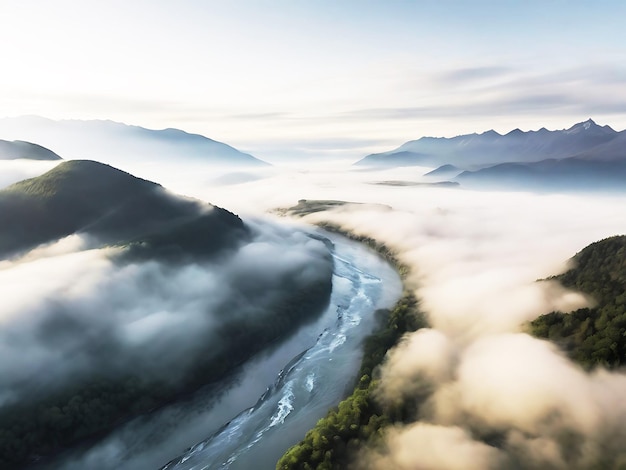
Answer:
164, 161, 625, 469
0, 219, 332, 410
0, 159, 61, 189
0, 117, 269, 180
3, 145, 626, 468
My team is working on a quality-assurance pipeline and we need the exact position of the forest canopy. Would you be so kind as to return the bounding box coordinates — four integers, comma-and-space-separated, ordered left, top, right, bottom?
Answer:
530, 235, 626, 368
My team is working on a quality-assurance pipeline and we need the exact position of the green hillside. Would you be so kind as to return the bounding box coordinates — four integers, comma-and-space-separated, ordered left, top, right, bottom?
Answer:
0, 162, 334, 468
0, 160, 248, 259
530, 235, 626, 368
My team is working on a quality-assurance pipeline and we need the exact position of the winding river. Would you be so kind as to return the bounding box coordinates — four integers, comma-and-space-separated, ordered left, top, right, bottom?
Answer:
47, 230, 402, 470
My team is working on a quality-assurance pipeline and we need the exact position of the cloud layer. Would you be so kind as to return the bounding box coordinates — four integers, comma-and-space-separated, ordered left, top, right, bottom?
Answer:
260, 167, 626, 469
0, 219, 332, 408
3, 151, 626, 469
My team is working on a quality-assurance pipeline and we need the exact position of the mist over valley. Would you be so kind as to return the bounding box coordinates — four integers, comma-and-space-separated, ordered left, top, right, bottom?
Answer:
2, 1, 626, 464
0, 158, 337, 468
0, 114, 625, 469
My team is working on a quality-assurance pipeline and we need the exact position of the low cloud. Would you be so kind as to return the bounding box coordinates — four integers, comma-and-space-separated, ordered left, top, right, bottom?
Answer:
376, 328, 456, 403
0, 219, 332, 408
435, 66, 514, 87
362, 423, 506, 470
3, 151, 626, 468
0, 159, 61, 189
281, 172, 626, 468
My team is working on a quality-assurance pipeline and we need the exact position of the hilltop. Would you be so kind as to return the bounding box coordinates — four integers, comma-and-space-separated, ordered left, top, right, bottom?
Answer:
0, 139, 61, 160
0, 160, 248, 259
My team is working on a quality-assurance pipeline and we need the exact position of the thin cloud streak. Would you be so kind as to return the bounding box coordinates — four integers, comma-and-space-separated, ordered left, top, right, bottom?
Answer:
4, 61, 626, 160
2, 2, 626, 157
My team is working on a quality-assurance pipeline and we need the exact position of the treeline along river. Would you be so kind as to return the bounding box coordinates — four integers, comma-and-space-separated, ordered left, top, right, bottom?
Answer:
41, 230, 402, 470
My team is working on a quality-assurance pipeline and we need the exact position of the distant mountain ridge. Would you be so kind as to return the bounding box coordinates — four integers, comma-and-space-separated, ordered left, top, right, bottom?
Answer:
356, 119, 626, 192
356, 119, 623, 169
0, 139, 61, 160
0, 116, 269, 167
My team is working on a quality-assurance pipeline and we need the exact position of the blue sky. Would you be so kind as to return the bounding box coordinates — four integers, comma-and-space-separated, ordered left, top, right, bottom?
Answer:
1, 0, 625, 159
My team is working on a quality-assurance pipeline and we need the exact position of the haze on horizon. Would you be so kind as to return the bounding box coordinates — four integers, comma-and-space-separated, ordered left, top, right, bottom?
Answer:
1, 0, 626, 161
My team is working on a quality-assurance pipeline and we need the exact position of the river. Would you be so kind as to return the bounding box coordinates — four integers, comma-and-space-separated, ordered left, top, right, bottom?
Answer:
46, 230, 402, 470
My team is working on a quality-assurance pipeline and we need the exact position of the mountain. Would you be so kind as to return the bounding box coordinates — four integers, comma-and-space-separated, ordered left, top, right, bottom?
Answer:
573, 131, 626, 162
0, 160, 249, 259
355, 119, 622, 169
455, 156, 626, 192
423, 164, 461, 179
0, 161, 333, 468
0, 139, 61, 160
0, 116, 269, 167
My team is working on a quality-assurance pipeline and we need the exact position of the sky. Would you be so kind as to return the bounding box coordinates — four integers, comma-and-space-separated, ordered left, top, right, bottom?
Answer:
1, 0, 626, 161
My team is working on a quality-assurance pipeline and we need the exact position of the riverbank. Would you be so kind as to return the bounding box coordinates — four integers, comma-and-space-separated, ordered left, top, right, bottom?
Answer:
39, 226, 402, 470
276, 204, 428, 470
160, 228, 403, 470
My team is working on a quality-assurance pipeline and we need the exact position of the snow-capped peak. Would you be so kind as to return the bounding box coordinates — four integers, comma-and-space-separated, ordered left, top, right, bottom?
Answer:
565, 118, 598, 134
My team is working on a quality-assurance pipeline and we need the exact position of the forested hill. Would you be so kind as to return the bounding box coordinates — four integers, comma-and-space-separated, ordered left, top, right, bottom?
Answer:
0, 163, 334, 469
0, 160, 249, 259
530, 235, 626, 368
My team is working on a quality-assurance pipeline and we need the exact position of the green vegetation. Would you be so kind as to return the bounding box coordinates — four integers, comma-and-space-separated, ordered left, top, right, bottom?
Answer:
274, 199, 353, 217
0, 378, 172, 468
0, 160, 249, 259
530, 235, 626, 369
277, 220, 426, 470
0, 175, 336, 468
276, 212, 626, 469
0, 278, 333, 469
277, 294, 425, 470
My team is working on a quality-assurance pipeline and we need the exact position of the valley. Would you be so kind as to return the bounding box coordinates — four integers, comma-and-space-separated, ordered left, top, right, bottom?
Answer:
3, 3, 626, 468
0, 116, 625, 470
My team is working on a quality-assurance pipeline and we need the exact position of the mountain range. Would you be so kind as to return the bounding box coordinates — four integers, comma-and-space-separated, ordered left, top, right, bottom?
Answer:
0, 116, 268, 168
356, 119, 622, 168
355, 119, 626, 192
